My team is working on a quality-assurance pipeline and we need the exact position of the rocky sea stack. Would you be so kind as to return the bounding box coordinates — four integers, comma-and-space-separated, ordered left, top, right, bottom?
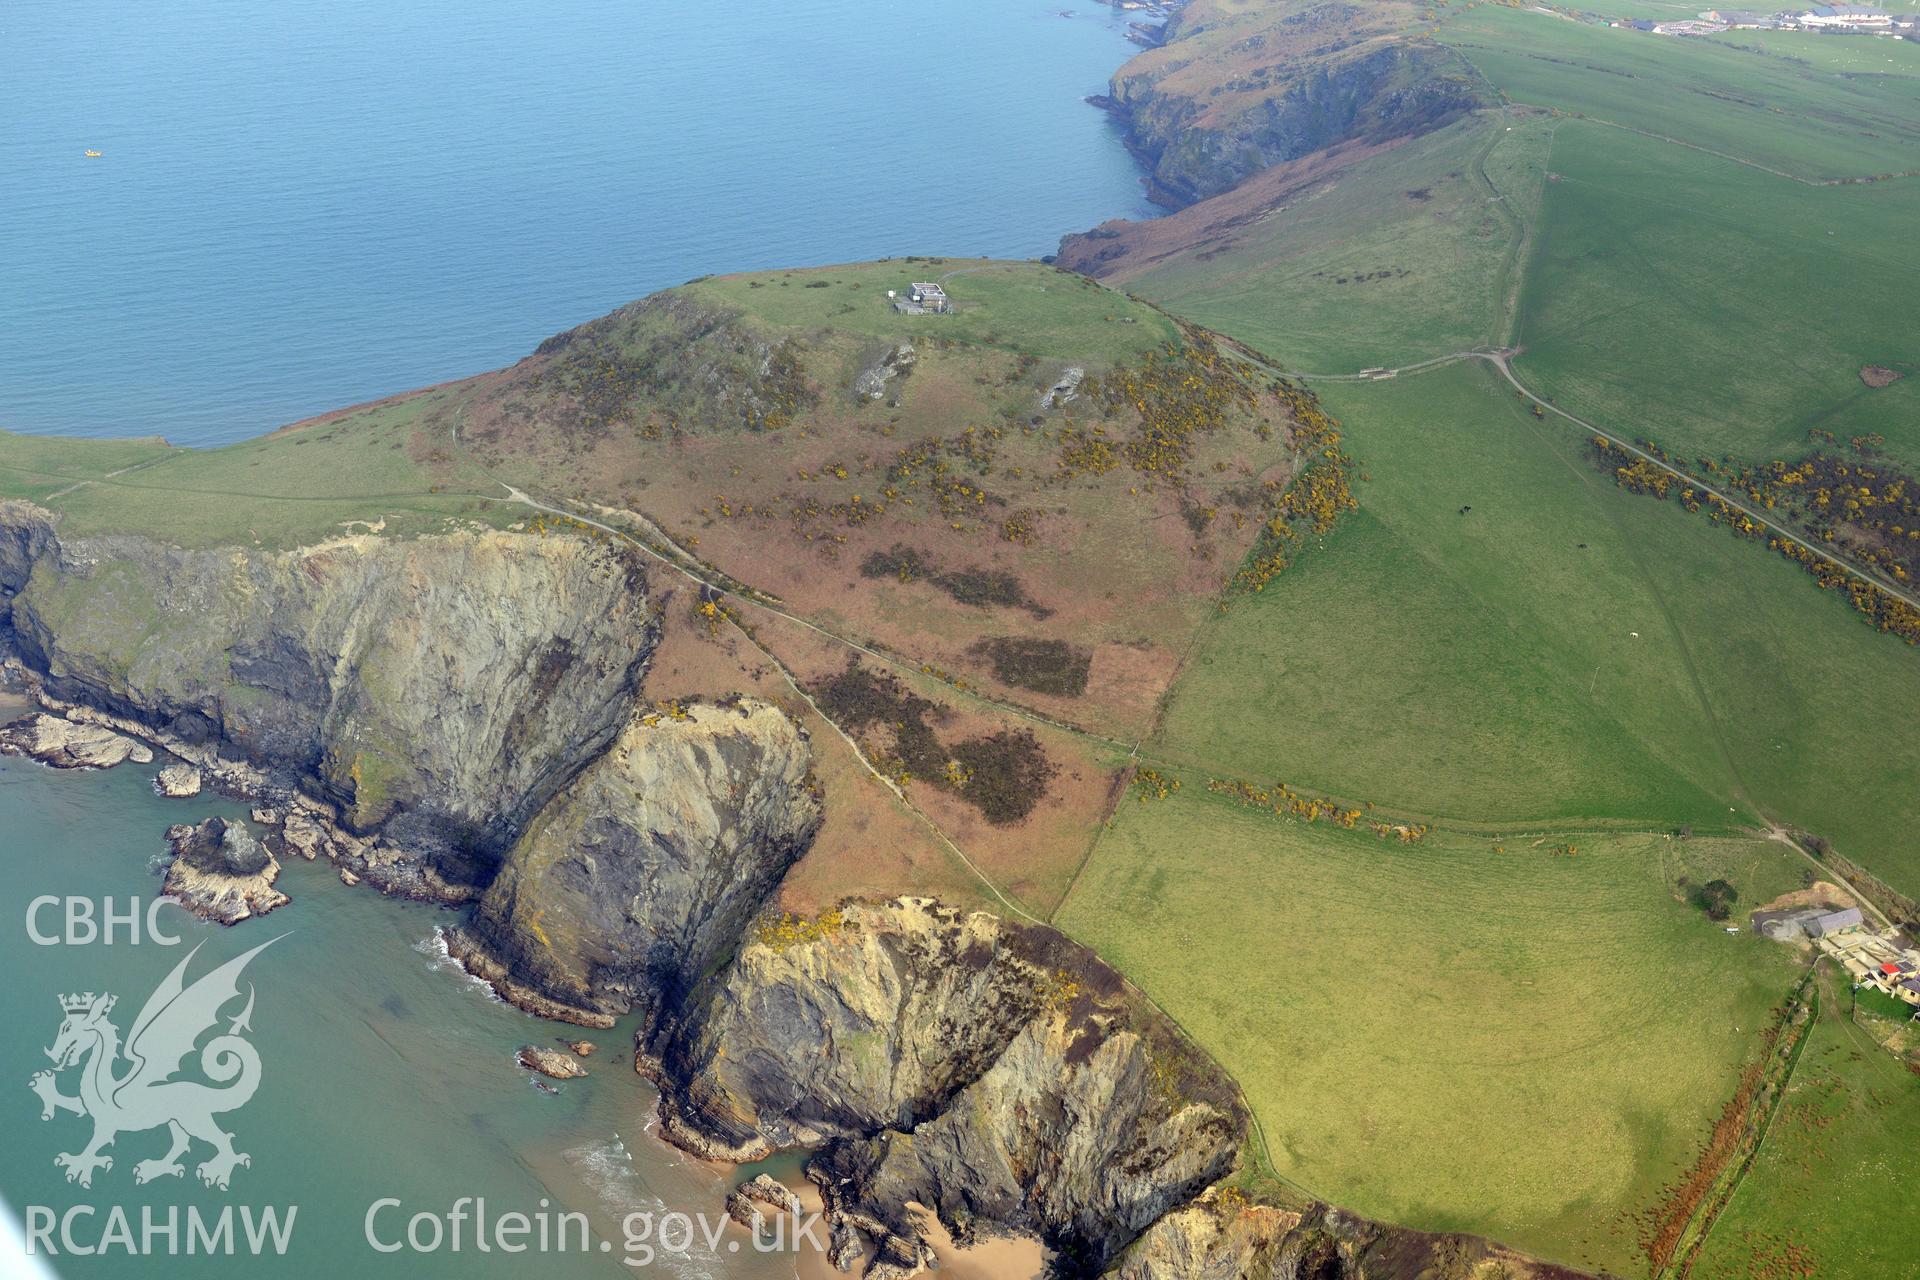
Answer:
162, 816, 287, 925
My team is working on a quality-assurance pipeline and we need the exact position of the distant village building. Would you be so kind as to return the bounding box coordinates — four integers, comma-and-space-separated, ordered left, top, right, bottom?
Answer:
891, 282, 953, 316
1797, 4, 1892, 26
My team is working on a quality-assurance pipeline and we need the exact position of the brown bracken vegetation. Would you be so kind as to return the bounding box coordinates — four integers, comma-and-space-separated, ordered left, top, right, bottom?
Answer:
812, 661, 1056, 824
968, 636, 1093, 697
1634, 978, 1815, 1277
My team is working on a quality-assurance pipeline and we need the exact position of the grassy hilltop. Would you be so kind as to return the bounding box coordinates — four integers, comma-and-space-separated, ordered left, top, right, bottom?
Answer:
1, 257, 1323, 920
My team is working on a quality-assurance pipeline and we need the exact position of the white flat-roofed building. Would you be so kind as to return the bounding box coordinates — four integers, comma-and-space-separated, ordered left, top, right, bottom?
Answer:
893, 281, 953, 316
1798, 5, 1892, 25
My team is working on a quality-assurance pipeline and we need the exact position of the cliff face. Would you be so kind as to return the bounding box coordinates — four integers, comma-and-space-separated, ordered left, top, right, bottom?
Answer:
1095, 2, 1481, 208
460, 699, 823, 1023
650, 898, 1246, 1273
0, 500, 657, 890
1111, 1196, 1592, 1280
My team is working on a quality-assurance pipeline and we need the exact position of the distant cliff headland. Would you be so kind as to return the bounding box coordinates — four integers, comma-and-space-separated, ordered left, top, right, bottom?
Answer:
1082, 0, 1481, 209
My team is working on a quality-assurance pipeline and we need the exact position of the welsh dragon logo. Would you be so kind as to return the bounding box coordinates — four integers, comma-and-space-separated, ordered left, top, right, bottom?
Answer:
28, 938, 281, 1190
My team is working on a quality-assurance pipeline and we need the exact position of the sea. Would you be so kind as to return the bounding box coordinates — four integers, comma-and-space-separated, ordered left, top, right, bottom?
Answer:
0, 0, 1155, 446
0, 2, 1153, 1276
0, 751, 806, 1280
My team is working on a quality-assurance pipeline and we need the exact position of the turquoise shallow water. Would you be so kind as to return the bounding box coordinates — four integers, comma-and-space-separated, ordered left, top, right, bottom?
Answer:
0, 0, 1153, 445
0, 755, 805, 1279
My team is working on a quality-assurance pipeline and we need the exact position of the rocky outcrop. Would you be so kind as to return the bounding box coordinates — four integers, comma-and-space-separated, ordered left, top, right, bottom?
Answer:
154, 763, 203, 797
531, 293, 819, 434
1040, 367, 1085, 410
0, 712, 153, 769
162, 817, 287, 925
726, 1174, 803, 1232
854, 343, 916, 402
0, 500, 657, 894
517, 1046, 589, 1080
171, 816, 271, 877
456, 699, 821, 1023
648, 898, 1244, 1274
1111, 1193, 1591, 1280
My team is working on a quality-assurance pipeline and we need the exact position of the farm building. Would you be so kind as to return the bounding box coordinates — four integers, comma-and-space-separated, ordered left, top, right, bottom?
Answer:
1805, 906, 1864, 937
892, 282, 953, 316
1817, 927, 1920, 1000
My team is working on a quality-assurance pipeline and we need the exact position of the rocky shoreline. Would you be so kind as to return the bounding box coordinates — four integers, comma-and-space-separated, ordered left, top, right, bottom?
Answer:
636, 896, 1245, 1273
0, 710, 153, 769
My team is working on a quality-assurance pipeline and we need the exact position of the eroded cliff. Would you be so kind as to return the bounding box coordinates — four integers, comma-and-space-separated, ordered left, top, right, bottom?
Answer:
648, 897, 1246, 1273
456, 699, 823, 1025
0, 499, 657, 892
1111, 1194, 1589, 1280
1093, 1, 1482, 207
0, 491, 1591, 1280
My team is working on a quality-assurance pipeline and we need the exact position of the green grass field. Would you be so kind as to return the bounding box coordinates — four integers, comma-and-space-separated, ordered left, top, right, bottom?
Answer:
1151, 361, 1920, 896
1511, 121, 1920, 468
1707, 26, 1920, 78
1440, 8, 1920, 180
1688, 968, 1920, 1280
1153, 361, 1743, 830
0, 433, 175, 504
1056, 786, 1804, 1275
1097, 112, 1553, 372
0, 386, 508, 547
1094, 13, 1920, 1269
